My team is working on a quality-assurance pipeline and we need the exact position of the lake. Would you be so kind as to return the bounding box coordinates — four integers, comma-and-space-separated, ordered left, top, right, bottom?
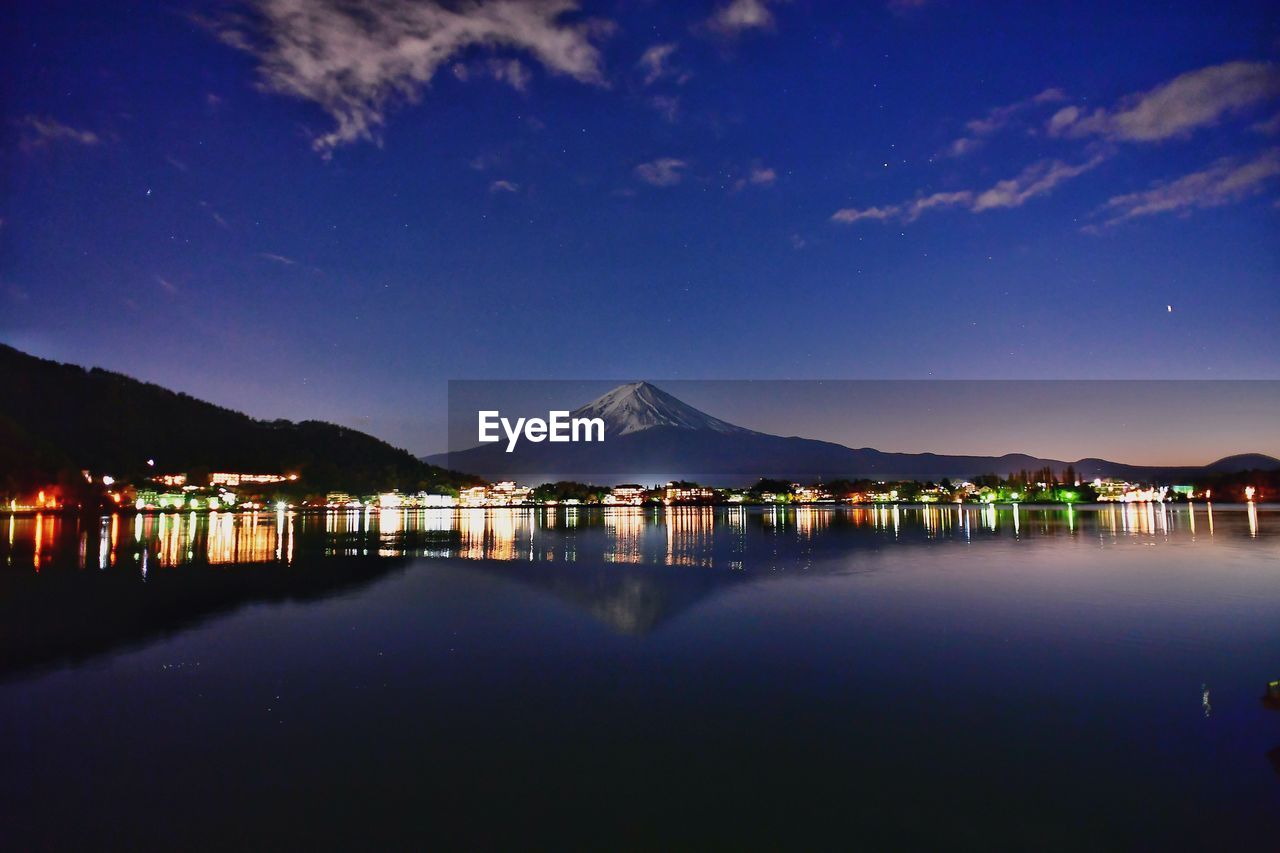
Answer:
1, 504, 1277, 850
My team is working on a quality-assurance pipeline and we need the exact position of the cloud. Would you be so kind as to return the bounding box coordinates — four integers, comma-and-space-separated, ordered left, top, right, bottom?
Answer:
1253, 113, 1280, 135
731, 163, 777, 191
199, 200, 231, 229
257, 252, 297, 265
971, 153, 1106, 211
704, 0, 778, 37
649, 95, 680, 123
943, 88, 1066, 157
16, 116, 99, 148
454, 57, 533, 90
638, 43, 678, 86
489, 179, 519, 193
1049, 61, 1280, 142
831, 154, 1105, 224
486, 58, 532, 91
156, 276, 179, 294
1093, 148, 1280, 227
904, 190, 974, 219
206, 0, 611, 154
944, 137, 983, 158
1046, 105, 1080, 135
635, 157, 688, 187
831, 205, 899, 224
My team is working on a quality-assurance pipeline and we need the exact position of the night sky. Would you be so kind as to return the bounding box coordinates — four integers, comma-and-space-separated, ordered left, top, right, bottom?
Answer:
3, 0, 1278, 456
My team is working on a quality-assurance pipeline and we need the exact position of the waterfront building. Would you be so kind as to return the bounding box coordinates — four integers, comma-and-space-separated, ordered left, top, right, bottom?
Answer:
210, 472, 295, 487
490, 481, 531, 505
604, 484, 645, 506
664, 483, 716, 504
1093, 478, 1169, 502
792, 484, 832, 503
459, 486, 489, 507
458, 482, 531, 507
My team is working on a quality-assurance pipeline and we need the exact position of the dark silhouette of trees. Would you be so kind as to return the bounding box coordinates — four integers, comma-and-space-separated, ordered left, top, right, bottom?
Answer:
0, 344, 477, 500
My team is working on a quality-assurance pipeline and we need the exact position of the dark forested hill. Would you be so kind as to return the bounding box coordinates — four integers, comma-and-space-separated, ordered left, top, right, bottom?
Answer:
0, 345, 476, 497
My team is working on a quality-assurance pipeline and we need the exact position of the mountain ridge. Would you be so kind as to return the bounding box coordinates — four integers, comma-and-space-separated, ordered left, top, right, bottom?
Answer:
0, 344, 475, 497
433, 381, 1280, 485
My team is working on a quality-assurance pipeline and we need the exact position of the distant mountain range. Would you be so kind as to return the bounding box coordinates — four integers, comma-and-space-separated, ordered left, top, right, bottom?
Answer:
431, 381, 1280, 485
0, 345, 473, 496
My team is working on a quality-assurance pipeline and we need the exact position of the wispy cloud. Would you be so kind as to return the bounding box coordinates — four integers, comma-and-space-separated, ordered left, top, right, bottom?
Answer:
943, 88, 1066, 157
1252, 113, 1280, 135
454, 57, 534, 91
204, 0, 612, 154
16, 116, 99, 149
832, 154, 1107, 224
257, 252, 297, 265
156, 276, 179, 294
635, 157, 689, 187
487, 57, 532, 92
199, 200, 230, 229
1091, 148, 1280, 228
638, 43, 680, 86
649, 95, 681, 123
704, 0, 779, 38
1048, 61, 1280, 142
489, 179, 519, 193
731, 163, 777, 191
831, 205, 900, 224
971, 154, 1107, 211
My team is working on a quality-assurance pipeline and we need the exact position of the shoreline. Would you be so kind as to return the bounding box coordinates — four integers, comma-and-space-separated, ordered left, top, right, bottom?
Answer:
3, 500, 1272, 519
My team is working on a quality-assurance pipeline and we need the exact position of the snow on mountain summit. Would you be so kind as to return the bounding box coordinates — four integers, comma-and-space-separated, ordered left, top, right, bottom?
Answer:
571, 382, 757, 437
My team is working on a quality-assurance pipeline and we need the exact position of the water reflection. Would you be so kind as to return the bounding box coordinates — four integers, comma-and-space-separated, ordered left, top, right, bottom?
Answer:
2, 503, 1277, 851
2, 503, 1274, 574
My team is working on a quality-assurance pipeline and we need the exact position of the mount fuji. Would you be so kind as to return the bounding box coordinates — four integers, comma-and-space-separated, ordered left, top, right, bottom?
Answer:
569, 382, 758, 437
429, 382, 1279, 486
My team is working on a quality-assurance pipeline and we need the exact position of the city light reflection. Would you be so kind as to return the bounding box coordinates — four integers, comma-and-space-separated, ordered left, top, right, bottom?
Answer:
0, 503, 1272, 573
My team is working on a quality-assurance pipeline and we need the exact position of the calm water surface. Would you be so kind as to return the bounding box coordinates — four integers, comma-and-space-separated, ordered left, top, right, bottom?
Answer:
1, 504, 1277, 850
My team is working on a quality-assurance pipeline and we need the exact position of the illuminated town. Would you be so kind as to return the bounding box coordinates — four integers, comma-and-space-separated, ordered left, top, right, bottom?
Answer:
3, 467, 1268, 515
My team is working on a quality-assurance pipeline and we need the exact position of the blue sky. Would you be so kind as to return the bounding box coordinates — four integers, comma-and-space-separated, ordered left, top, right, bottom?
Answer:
2, 0, 1278, 454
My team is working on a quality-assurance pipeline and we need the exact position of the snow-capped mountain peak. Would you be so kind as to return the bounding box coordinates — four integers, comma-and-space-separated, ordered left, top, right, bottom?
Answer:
571, 382, 757, 437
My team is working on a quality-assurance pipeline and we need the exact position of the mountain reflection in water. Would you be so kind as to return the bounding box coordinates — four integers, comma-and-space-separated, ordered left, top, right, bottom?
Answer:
0, 503, 1270, 679
1, 503, 1278, 850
